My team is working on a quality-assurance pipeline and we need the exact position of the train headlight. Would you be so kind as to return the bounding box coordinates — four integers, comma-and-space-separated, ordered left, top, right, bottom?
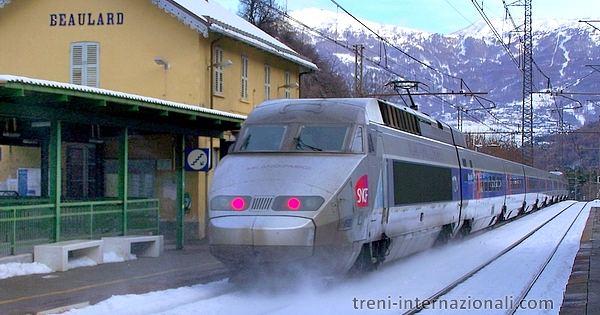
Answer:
272, 196, 325, 211
211, 196, 251, 211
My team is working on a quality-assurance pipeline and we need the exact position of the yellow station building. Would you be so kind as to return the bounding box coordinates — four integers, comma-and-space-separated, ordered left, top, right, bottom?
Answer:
0, 0, 317, 250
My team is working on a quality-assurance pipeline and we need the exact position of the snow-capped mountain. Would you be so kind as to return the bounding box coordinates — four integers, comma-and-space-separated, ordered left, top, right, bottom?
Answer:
290, 8, 600, 138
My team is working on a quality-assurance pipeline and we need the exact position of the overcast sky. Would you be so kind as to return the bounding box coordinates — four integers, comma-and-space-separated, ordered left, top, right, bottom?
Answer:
215, 0, 600, 34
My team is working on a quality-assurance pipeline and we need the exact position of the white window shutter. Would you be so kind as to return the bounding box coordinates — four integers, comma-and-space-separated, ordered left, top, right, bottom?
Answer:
264, 64, 271, 101
71, 43, 84, 85
214, 47, 224, 95
70, 42, 99, 87
241, 56, 248, 100
86, 43, 99, 87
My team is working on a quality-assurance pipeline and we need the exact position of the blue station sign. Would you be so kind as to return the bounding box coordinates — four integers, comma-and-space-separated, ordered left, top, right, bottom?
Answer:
185, 148, 210, 172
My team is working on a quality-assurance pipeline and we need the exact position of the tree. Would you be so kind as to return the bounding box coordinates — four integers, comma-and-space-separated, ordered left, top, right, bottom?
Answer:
237, 0, 352, 98
238, 0, 282, 34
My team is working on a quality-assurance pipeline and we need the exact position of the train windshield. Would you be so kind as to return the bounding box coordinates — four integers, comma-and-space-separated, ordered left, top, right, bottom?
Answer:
237, 125, 286, 151
234, 123, 360, 153
294, 125, 348, 152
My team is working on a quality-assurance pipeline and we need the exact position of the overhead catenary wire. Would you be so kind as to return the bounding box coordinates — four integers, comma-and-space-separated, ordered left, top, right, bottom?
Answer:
328, 0, 464, 82
274, 0, 517, 132
325, 0, 497, 116
471, 0, 520, 68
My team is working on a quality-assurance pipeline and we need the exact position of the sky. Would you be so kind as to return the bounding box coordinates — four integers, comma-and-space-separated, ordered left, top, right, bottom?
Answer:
214, 0, 600, 34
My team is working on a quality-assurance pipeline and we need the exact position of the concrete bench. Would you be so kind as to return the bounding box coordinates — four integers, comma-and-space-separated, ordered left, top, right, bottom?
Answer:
102, 235, 163, 260
34, 239, 103, 272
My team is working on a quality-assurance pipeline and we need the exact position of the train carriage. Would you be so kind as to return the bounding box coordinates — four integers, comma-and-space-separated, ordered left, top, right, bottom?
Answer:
208, 98, 569, 279
502, 160, 528, 220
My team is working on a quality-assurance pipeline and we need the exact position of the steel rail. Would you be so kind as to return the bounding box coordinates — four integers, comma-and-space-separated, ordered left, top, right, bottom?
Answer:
401, 201, 580, 315
506, 202, 588, 314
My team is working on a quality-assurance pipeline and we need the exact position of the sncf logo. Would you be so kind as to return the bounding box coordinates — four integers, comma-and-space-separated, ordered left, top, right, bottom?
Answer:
355, 175, 369, 207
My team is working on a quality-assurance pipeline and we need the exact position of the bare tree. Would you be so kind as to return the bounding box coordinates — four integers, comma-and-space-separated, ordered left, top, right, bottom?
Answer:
237, 0, 352, 98
238, 0, 282, 33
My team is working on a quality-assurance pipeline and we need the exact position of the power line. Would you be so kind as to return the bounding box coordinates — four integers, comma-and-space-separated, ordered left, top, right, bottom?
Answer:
328, 0, 464, 82
471, 0, 520, 68
277, 1, 509, 133
325, 0, 504, 123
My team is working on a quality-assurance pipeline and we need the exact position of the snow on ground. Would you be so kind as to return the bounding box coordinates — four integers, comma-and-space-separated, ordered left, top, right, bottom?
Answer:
420, 201, 589, 314
45, 201, 595, 315
0, 262, 53, 280
0, 252, 135, 279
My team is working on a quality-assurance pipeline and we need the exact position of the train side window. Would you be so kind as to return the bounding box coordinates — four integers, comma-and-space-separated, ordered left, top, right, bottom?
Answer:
469, 160, 473, 168
392, 161, 453, 205
462, 158, 467, 167
351, 126, 364, 153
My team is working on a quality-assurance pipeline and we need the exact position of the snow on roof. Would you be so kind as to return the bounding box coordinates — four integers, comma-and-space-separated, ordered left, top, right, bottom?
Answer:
0, 75, 247, 120
153, 0, 318, 71
151, 0, 211, 36
0, 0, 316, 70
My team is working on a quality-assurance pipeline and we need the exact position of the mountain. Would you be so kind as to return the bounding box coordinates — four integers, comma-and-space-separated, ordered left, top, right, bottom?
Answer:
290, 8, 600, 139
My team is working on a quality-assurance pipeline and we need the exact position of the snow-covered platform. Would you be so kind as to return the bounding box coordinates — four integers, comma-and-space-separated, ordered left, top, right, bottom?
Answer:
560, 202, 600, 314
0, 239, 226, 315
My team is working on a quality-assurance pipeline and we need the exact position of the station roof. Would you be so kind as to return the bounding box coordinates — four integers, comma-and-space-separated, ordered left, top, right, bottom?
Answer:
152, 0, 318, 71
0, 75, 245, 142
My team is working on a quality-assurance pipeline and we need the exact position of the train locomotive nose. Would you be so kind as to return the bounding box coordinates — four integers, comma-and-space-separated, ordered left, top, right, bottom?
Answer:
209, 216, 316, 262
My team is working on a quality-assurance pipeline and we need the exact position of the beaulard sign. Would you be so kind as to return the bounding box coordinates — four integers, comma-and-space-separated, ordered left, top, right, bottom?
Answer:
50, 12, 124, 26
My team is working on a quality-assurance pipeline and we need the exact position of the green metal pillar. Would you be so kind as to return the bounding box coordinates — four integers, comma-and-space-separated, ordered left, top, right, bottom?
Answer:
119, 128, 129, 235
49, 120, 62, 242
176, 135, 185, 250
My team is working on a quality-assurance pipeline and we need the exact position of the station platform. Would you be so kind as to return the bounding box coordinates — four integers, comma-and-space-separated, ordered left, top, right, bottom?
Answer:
560, 204, 600, 314
1, 203, 597, 315
0, 239, 229, 315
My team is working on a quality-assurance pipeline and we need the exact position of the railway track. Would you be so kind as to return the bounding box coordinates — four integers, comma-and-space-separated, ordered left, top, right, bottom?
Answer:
44, 201, 589, 315
403, 201, 588, 315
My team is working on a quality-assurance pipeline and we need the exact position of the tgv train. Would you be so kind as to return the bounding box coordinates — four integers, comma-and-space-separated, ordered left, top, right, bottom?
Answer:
208, 98, 568, 278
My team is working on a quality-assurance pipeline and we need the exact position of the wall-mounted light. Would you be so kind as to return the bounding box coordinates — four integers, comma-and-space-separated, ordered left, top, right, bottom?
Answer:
278, 82, 299, 89
22, 139, 38, 145
154, 56, 170, 69
208, 60, 233, 69
31, 121, 51, 128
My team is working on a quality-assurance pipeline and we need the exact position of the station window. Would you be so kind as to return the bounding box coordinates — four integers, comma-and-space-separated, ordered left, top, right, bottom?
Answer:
70, 42, 99, 87
264, 64, 271, 101
213, 47, 224, 95
284, 71, 291, 99
241, 56, 249, 100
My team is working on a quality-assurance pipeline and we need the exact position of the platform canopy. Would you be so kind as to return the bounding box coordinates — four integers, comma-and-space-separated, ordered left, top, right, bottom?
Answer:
0, 75, 245, 144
